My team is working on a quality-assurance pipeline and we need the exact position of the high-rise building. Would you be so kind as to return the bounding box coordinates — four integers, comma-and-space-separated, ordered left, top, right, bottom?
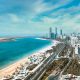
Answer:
60, 29, 63, 39
51, 33, 55, 39
60, 29, 62, 36
49, 27, 52, 38
55, 27, 58, 39
49, 27, 58, 39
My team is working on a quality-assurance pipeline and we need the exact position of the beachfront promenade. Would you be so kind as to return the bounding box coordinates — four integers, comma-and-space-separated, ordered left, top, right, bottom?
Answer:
24, 43, 65, 80
0, 41, 65, 80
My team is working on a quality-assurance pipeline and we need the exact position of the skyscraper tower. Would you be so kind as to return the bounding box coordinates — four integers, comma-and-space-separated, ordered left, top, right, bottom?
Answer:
55, 27, 58, 39
60, 29, 62, 36
60, 28, 63, 39
49, 27, 52, 38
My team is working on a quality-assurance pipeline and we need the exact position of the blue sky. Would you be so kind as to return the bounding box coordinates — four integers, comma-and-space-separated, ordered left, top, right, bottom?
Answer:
0, 0, 80, 36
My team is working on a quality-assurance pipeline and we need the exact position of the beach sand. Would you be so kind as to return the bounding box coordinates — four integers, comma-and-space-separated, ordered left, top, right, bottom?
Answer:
0, 57, 29, 79
0, 40, 59, 79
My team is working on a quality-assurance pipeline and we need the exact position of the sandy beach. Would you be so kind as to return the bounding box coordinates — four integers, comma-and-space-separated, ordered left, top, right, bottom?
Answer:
0, 40, 59, 79
0, 57, 29, 79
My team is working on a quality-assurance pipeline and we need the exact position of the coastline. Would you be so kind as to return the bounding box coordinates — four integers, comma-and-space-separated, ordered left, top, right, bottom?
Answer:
0, 57, 29, 79
0, 40, 59, 79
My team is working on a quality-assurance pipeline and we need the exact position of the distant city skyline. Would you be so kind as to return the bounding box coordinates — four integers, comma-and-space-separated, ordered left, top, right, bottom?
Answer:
0, 0, 80, 36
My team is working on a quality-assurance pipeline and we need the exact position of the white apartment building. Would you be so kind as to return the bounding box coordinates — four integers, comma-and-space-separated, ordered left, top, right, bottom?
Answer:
70, 36, 80, 55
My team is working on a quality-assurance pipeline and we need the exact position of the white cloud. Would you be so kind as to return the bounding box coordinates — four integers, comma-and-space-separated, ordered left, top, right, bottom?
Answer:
33, 0, 73, 14
56, 14, 80, 33
49, 4, 80, 19
37, 12, 80, 33
42, 16, 58, 24
0, 0, 80, 35
8, 14, 25, 23
30, 0, 74, 22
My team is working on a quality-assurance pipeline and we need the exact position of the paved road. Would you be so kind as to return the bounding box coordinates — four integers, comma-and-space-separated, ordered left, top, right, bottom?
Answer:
47, 46, 73, 80
24, 43, 65, 80
59, 47, 73, 80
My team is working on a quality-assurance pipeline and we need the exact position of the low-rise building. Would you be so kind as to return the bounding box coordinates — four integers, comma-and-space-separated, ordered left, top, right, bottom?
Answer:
60, 74, 80, 80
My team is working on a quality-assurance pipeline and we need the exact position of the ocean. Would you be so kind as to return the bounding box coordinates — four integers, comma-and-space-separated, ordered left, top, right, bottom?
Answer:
0, 37, 52, 69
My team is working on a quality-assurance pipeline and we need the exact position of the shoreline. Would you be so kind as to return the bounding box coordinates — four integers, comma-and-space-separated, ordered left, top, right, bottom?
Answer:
0, 40, 59, 79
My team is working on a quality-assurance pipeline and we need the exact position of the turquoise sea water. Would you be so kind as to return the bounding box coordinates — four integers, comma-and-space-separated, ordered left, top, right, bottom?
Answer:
0, 37, 52, 69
